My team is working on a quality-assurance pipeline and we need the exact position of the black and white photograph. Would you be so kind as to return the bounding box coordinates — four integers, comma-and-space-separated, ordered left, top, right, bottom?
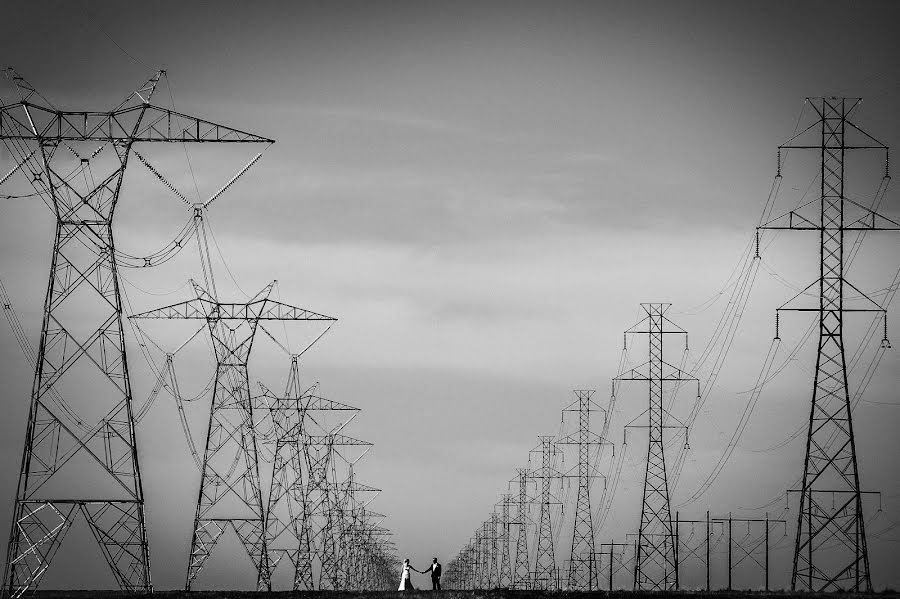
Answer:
0, 1, 898, 595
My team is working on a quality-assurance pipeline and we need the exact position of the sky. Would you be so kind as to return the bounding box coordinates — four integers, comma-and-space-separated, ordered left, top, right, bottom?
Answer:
1, 0, 899, 591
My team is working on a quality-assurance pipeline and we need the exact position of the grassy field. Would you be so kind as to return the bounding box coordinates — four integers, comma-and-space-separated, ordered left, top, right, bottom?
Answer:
20, 591, 900, 599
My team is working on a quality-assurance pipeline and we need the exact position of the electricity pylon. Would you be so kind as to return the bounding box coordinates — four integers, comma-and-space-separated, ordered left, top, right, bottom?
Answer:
489, 511, 501, 587
557, 389, 611, 591
529, 436, 563, 590
333, 463, 380, 589
473, 525, 485, 588
758, 97, 897, 591
512, 467, 531, 589
344, 504, 385, 590
130, 280, 335, 590
481, 516, 498, 588
304, 431, 372, 589
465, 539, 478, 589
614, 304, 696, 590
258, 356, 358, 590
498, 493, 513, 588
0, 68, 272, 597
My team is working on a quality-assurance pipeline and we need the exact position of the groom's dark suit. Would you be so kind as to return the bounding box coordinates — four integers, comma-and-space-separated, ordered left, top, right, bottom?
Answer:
427, 559, 442, 590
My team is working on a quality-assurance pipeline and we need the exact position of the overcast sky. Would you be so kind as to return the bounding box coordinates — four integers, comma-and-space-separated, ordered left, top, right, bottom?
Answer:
1, 0, 899, 591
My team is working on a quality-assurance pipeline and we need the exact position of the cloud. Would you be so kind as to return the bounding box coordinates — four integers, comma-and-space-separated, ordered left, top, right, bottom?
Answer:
299, 105, 505, 140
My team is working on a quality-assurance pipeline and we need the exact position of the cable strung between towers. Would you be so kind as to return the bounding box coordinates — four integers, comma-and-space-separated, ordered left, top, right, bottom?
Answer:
0, 68, 273, 597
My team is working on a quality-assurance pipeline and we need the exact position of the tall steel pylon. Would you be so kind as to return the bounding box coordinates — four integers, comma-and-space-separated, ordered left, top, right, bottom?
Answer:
557, 389, 610, 591
473, 525, 485, 588
489, 511, 501, 587
476, 519, 490, 588
258, 356, 358, 590
471, 526, 484, 589
498, 493, 513, 588
479, 516, 498, 588
304, 431, 372, 589
131, 281, 335, 590
759, 97, 896, 591
614, 304, 695, 590
512, 467, 531, 589
332, 461, 381, 589
530, 436, 562, 590
0, 69, 272, 596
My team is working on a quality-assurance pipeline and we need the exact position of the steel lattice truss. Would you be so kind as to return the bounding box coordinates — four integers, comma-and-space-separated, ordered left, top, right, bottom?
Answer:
529, 436, 562, 590
301, 430, 375, 590
482, 523, 492, 588
498, 493, 513, 588
258, 355, 360, 590
488, 512, 500, 587
615, 304, 697, 591
759, 97, 897, 591
557, 389, 610, 591
130, 281, 334, 590
512, 467, 531, 589
0, 68, 272, 597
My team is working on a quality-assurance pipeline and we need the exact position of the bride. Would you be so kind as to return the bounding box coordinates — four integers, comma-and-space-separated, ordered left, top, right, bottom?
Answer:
398, 558, 421, 591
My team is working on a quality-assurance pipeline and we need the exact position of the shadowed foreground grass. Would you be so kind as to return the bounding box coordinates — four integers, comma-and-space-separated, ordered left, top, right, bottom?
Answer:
21, 591, 900, 599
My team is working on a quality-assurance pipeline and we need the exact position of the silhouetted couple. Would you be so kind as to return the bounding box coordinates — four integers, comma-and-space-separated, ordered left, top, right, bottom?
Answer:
398, 557, 442, 591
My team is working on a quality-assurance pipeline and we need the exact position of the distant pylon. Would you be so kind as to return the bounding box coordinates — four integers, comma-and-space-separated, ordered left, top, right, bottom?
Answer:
474, 525, 486, 588
512, 467, 531, 589
498, 493, 513, 588
131, 281, 335, 590
758, 97, 897, 591
334, 464, 381, 589
304, 432, 372, 590
465, 537, 477, 589
0, 68, 272, 597
489, 511, 500, 587
530, 436, 562, 590
481, 518, 493, 588
258, 356, 359, 590
557, 389, 611, 591
481, 516, 496, 588
614, 304, 696, 590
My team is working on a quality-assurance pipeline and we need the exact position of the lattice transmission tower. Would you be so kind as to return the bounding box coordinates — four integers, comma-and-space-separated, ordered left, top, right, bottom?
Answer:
304, 431, 372, 589
479, 515, 499, 588
511, 467, 531, 589
557, 389, 611, 591
498, 493, 513, 588
614, 304, 696, 590
333, 462, 381, 589
529, 436, 562, 590
259, 356, 358, 590
0, 68, 272, 597
758, 97, 896, 591
472, 523, 485, 588
131, 281, 335, 590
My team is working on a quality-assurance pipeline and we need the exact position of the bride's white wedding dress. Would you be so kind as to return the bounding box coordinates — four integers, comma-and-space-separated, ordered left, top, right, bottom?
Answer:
398, 563, 415, 591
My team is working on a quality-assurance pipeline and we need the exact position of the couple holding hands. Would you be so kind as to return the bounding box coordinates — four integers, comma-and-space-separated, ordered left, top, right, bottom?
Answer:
399, 557, 441, 591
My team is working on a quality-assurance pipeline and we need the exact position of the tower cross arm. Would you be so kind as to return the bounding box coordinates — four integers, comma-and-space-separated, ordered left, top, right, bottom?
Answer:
0, 102, 274, 143
131, 105, 275, 143
306, 433, 373, 447
129, 298, 210, 319
129, 298, 336, 321
254, 299, 337, 321
624, 308, 687, 335
758, 197, 900, 232
346, 480, 382, 494
614, 360, 698, 382
556, 431, 613, 446
303, 394, 360, 412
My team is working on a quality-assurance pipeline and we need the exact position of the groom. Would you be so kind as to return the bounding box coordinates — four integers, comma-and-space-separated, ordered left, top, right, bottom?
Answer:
424, 557, 441, 590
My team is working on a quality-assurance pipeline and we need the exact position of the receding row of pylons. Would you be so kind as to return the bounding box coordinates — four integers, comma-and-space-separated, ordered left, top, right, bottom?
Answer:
0, 68, 398, 594
446, 97, 897, 593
